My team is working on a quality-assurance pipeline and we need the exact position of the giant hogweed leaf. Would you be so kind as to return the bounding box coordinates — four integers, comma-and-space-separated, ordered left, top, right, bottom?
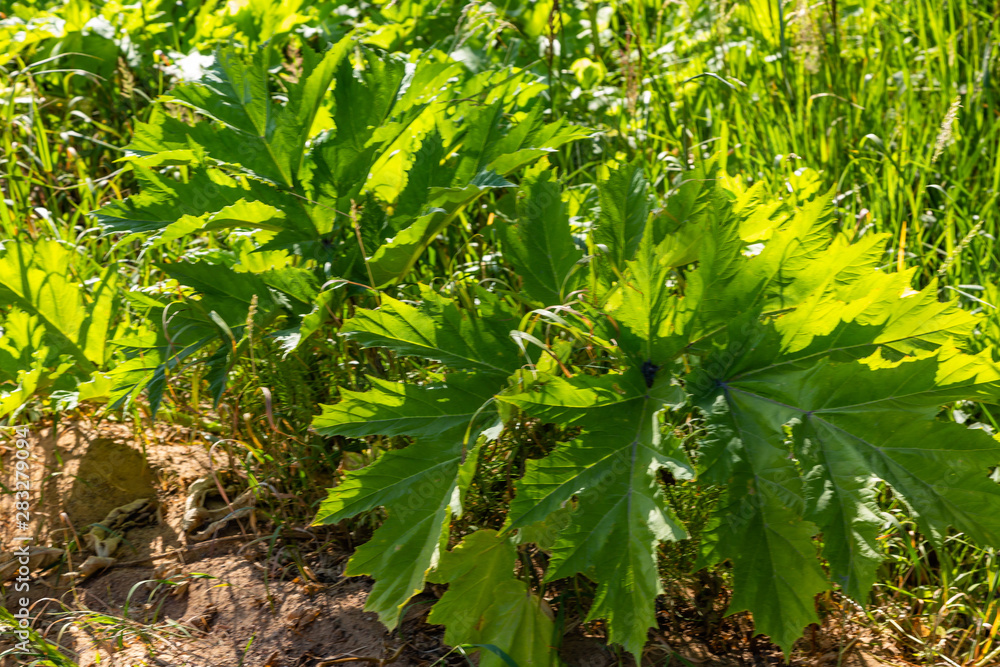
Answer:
673, 191, 865, 355
311, 359, 501, 625
302, 57, 468, 227
96, 165, 244, 235
596, 165, 1000, 653
161, 41, 349, 186
0, 310, 45, 382
500, 167, 584, 305
647, 159, 781, 268
108, 262, 306, 412
300, 50, 413, 222
285, 42, 356, 175
605, 231, 676, 365
0, 240, 117, 373
696, 394, 830, 652
315, 434, 469, 627
365, 171, 515, 286
427, 530, 558, 667
364, 61, 468, 203
771, 271, 976, 361
324, 50, 408, 179
0, 310, 60, 418
102, 41, 349, 242
98, 154, 316, 241
691, 312, 1000, 652
107, 330, 173, 414
393, 128, 451, 221
679, 208, 995, 652
453, 102, 588, 182
593, 162, 649, 277
486, 114, 591, 176
341, 289, 523, 378
709, 277, 980, 384
652, 160, 719, 249
366, 102, 587, 286
157, 261, 287, 328
646, 164, 723, 267
501, 371, 690, 659
313, 375, 495, 440
603, 186, 826, 366
313, 373, 497, 626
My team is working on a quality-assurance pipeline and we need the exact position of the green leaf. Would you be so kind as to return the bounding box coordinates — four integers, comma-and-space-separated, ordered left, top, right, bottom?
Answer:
691, 320, 1000, 652
667, 192, 836, 356
157, 261, 283, 328
341, 289, 523, 378
313, 429, 487, 627
96, 164, 315, 239
593, 162, 649, 276
501, 167, 584, 305
500, 371, 690, 659
366, 172, 515, 286
428, 530, 558, 667
605, 231, 677, 365
365, 97, 586, 286
312, 367, 502, 628
0, 309, 45, 382
393, 128, 451, 219
163, 42, 348, 187
0, 240, 117, 373
696, 394, 831, 651
313, 375, 495, 439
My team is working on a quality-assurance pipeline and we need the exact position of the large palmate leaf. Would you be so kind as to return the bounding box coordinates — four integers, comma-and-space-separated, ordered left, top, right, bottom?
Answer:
365, 171, 516, 286
501, 371, 691, 657
97, 41, 351, 242
139, 42, 349, 188
313, 375, 491, 439
593, 161, 649, 277
604, 230, 678, 365
489, 162, 1000, 658
678, 214, 1000, 651
315, 434, 475, 627
0, 240, 117, 417
95, 167, 312, 240
365, 104, 588, 286
313, 373, 498, 626
96, 43, 589, 413
312, 288, 539, 646
0, 240, 117, 373
427, 530, 558, 667
106, 261, 309, 413
692, 343, 1000, 650
340, 289, 523, 378
499, 166, 584, 306
313, 292, 509, 626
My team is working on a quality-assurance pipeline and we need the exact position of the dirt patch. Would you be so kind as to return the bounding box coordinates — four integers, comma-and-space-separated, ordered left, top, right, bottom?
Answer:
38, 554, 411, 667
1, 422, 209, 543
0, 421, 440, 667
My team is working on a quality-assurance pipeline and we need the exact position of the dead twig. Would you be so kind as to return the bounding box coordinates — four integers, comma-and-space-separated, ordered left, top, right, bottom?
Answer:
315, 643, 407, 666
114, 534, 257, 566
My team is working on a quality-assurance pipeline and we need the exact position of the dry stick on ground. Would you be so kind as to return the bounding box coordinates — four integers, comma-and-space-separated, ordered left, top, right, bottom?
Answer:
114, 534, 257, 566
315, 642, 407, 666
114, 527, 326, 567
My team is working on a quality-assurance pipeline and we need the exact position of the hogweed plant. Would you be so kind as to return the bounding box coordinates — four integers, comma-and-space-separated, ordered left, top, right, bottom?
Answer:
312, 158, 1000, 663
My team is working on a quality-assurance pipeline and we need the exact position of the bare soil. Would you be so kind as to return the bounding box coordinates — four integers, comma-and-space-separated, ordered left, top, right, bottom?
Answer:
1, 422, 909, 667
